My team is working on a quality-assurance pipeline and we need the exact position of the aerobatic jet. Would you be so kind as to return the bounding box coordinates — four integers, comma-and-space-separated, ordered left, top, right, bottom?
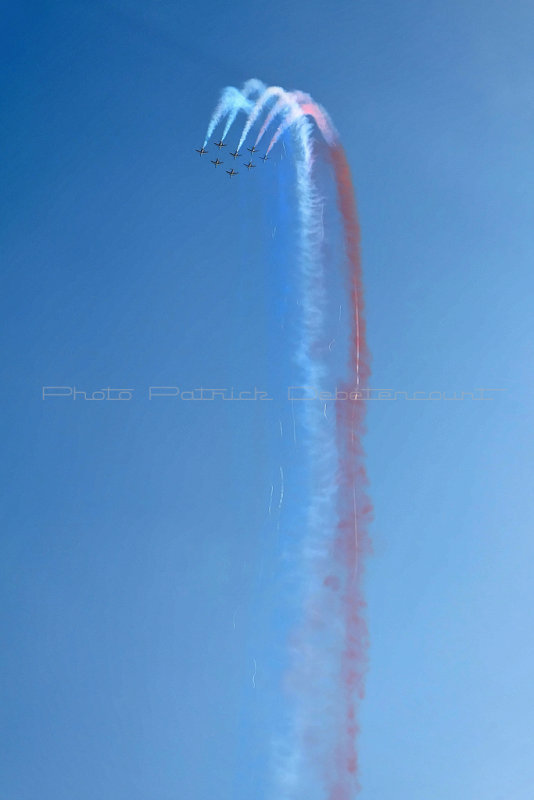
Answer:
211, 157, 223, 167
195, 146, 208, 156
229, 150, 242, 160
226, 168, 238, 178
259, 154, 270, 162
214, 140, 226, 149
243, 160, 256, 170
247, 145, 258, 154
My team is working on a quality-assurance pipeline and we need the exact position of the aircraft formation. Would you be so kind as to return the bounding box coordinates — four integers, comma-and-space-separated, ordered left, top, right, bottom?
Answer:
195, 140, 270, 177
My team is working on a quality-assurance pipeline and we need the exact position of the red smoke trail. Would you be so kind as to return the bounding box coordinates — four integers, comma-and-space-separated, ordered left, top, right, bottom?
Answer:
265, 99, 372, 796
290, 96, 372, 796
213, 83, 372, 796
329, 144, 372, 798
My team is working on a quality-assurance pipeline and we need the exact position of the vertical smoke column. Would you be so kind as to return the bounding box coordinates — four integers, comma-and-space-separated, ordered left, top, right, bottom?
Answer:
252, 89, 343, 799
263, 96, 372, 798
329, 143, 372, 800
202, 82, 372, 799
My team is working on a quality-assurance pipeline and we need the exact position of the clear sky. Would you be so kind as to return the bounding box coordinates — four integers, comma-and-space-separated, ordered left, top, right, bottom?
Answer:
2, 1, 533, 799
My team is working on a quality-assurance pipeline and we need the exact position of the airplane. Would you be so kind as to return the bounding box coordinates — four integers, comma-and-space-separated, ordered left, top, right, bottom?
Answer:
229, 150, 242, 159
247, 145, 258, 154
243, 160, 256, 170
195, 146, 208, 156
259, 154, 270, 162
214, 140, 226, 149
211, 157, 223, 167
226, 168, 238, 178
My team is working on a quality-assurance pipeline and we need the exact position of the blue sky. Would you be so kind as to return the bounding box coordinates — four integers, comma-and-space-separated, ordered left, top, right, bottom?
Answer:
1, 1, 533, 798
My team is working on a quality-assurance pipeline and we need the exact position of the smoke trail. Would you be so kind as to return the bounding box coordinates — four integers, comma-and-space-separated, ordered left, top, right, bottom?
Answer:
326, 143, 372, 800
291, 106, 371, 800
254, 96, 292, 149
266, 90, 342, 800
236, 86, 294, 154
203, 82, 371, 799
266, 97, 371, 800
292, 92, 339, 147
264, 93, 337, 157
203, 79, 265, 147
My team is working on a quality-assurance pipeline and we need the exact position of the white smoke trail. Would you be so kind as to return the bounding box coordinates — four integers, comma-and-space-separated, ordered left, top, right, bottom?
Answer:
203, 79, 265, 148
204, 83, 361, 799
254, 96, 292, 148
241, 85, 345, 800
221, 79, 266, 141
236, 86, 293, 154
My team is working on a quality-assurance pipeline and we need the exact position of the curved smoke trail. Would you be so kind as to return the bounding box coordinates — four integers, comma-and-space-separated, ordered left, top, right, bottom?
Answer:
236, 86, 294, 154
203, 78, 266, 148
254, 96, 292, 149
203, 81, 371, 799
